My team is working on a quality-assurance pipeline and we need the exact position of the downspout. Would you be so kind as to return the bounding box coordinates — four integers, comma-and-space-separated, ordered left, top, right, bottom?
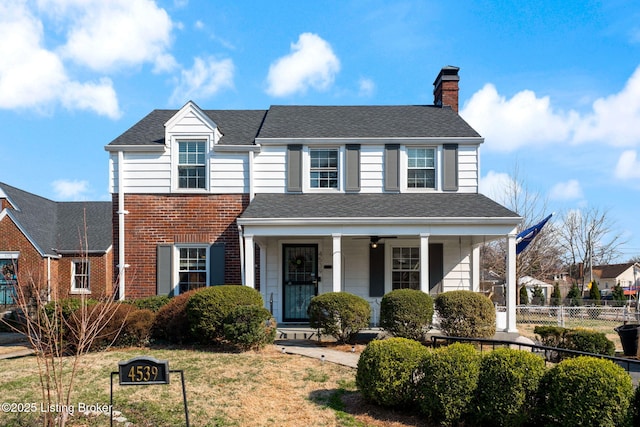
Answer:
117, 150, 129, 300
238, 224, 245, 285
47, 256, 51, 302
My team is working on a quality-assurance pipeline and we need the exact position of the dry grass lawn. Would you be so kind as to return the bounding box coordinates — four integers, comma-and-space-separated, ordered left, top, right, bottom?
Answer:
0, 345, 427, 427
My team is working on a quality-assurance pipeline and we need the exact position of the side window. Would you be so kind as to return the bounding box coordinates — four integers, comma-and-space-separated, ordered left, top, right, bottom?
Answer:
178, 247, 207, 294
391, 247, 420, 290
309, 149, 338, 189
407, 147, 435, 189
178, 140, 206, 189
72, 260, 90, 291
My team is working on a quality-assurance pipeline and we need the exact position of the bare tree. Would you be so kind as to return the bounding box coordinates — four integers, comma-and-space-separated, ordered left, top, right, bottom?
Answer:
556, 207, 626, 291
1, 213, 127, 427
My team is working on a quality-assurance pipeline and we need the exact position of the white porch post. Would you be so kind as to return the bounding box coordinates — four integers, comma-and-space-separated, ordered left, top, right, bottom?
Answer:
332, 234, 342, 292
244, 234, 255, 288
420, 233, 430, 293
471, 244, 480, 292
506, 233, 518, 332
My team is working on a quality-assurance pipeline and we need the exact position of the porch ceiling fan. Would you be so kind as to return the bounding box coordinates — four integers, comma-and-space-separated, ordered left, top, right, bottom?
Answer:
353, 235, 397, 248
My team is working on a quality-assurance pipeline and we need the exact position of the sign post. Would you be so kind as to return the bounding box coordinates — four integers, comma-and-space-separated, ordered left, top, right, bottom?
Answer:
111, 356, 189, 426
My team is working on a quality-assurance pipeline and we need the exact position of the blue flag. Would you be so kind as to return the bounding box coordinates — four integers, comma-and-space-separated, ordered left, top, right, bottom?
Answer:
516, 214, 553, 254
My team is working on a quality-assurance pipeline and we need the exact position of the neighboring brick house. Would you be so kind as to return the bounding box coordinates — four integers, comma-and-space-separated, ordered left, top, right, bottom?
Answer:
0, 182, 113, 302
105, 66, 523, 331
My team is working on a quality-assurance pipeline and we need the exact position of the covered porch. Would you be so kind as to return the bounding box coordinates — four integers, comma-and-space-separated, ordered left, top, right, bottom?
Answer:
237, 193, 521, 332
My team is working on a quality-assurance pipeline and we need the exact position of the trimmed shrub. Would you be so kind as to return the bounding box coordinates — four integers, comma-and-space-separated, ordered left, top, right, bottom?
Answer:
116, 308, 155, 347
631, 384, 640, 427
307, 292, 371, 344
536, 356, 633, 427
415, 343, 481, 426
379, 289, 433, 341
534, 326, 615, 361
151, 290, 197, 344
223, 305, 277, 351
473, 348, 547, 427
434, 290, 496, 338
356, 337, 430, 408
187, 285, 264, 343
130, 295, 171, 312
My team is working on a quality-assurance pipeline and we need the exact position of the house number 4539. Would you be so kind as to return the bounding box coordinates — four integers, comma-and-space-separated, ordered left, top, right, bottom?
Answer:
118, 356, 169, 385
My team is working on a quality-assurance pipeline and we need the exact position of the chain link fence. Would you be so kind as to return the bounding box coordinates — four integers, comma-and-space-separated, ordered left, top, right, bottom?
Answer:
513, 305, 638, 351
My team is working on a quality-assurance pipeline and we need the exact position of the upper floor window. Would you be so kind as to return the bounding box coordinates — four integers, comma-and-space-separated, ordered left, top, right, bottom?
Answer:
178, 141, 206, 189
178, 247, 207, 294
310, 149, 338, 188
407, 147, 435, 189
71, 260, 90, 291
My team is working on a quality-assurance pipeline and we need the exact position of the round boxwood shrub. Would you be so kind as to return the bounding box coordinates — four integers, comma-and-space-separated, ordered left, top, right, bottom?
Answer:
356, 337, 430, 408
379, 289, 434, 341
223, 305, 277, 351
536, 356, 633, 427
434, 290, 496, 338
472, 348, 547, 427
151, 290, 197, 344
187, 285, 264, 343
415, 343, 481, 426
563, 328, 615, 356
307, 292, 371, 344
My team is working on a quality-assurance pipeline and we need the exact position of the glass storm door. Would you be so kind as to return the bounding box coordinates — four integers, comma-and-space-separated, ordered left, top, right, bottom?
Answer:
283, 244, 318, 322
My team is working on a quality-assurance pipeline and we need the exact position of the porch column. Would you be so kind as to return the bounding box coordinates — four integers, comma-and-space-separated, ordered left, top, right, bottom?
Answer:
471, 244, 480, 292
506, 233, 518, 332
332, 234, 342, 292
244, 234, 255, 288
419, 233, 430, 293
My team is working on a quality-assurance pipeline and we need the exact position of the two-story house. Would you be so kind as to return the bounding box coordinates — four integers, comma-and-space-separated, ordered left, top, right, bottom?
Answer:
105, 66, 522, 331
0, 182, 113, 302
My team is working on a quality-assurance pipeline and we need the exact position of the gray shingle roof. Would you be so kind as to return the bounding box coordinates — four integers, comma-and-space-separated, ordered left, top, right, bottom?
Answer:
0, 182, 112, 256
107, 104, 480, 147
240, 193, 519, 220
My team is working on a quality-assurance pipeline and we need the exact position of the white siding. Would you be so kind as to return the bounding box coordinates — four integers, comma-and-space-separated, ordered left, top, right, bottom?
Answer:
458, 145, 479, 193
253, 146, 287, 193
210, 153, 248, 193
166, 110, 216, 136
441, 237, 473, 292
360, 146, 384, 192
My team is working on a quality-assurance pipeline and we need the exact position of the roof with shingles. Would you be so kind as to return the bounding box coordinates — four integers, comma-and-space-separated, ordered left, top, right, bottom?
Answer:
0, 182, 112, 256
593, 263, 638, 279
240, 193, 519, 219
106, 104, 480, 147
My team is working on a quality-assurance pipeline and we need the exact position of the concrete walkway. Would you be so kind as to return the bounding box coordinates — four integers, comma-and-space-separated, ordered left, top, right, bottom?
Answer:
0, 332, 34, 359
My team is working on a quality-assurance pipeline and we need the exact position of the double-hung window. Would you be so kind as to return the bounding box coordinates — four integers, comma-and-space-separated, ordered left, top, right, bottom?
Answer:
407, 147, 435, 189
178, 140, 206, 189
178, 247, 207, 294
71, 260, 90, 292
310, 149, 338, 189
391, 247, 420, 290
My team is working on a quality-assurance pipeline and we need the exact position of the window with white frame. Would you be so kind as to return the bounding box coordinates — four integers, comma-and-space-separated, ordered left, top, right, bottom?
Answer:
178, 247, 207, 294
392, 247, 420, 290
178, 140, 206, 189
71, 260, 90, 291
310, 148, 338, 188
407, 147, 436, 188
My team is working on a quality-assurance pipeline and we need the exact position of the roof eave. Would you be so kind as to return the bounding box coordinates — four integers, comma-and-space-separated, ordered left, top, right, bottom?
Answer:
105, 144, 166, 153
255, 137, 484, 145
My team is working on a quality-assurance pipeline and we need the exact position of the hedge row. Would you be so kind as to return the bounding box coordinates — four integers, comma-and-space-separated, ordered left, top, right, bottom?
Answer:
357, 339, 636, 427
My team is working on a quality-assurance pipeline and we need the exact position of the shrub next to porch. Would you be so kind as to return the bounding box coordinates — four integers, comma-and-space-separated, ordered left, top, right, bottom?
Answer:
380, 288, 434, 342
435, 290, 496, 338
307, 292, 370, 343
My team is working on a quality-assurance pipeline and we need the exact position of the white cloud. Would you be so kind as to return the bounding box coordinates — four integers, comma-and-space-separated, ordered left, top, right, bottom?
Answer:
52, 179, 90, 200
0, 1, 121, 118
266, 33, 340, 97
169, 56, 234, 105
358, 78, 375, 97
615, 150, 640, 180
549, 179, 583, 201
460, 84, 577, 152
479, 171, 518, 204
45, 0, 175, 73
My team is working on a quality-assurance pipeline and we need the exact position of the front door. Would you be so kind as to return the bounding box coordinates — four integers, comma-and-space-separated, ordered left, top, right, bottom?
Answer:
283, 244, 318, 322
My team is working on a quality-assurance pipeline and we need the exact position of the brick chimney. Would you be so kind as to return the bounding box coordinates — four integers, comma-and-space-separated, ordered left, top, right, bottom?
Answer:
433, 66, 460, 112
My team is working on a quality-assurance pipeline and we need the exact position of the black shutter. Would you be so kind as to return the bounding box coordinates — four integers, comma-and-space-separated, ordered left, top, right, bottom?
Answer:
286, 145, 303, 193
442, 144, 459, 191
384, 144, 400, 192
345, 144, 361, 192
156, 244, 173, 296
209, 243, 226, 286
429, 243, 444, 290
369, 244, 385, 297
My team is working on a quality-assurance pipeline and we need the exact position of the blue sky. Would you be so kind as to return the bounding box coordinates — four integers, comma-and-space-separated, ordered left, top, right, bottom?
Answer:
1, 0, 639, 262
